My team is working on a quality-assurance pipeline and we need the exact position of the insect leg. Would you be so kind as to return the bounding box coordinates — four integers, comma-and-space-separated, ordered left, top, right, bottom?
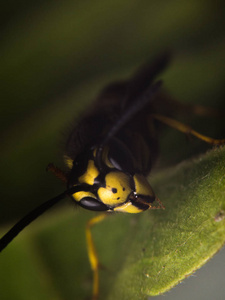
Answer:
152, 114, 225, 145
161, 95, 225, 118
86, 213, 108, 300
176, 103, 225, 117
47, 163, 68, 183
157, 93, 225, 118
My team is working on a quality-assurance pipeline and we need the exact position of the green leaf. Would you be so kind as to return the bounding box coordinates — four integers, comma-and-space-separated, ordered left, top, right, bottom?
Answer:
105, 147, 225, 299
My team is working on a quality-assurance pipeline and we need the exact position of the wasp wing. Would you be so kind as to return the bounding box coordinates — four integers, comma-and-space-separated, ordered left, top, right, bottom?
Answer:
65, 53, 170, 166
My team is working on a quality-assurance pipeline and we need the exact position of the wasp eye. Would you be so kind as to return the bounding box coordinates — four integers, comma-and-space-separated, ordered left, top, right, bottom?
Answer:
79, 197, 108, 211
107, 138, 136, 173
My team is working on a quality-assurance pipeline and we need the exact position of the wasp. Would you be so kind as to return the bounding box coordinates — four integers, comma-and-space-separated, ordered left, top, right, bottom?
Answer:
0, 54, 224, 300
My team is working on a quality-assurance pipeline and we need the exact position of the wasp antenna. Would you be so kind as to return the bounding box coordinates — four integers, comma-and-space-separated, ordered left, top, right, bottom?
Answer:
96, 80, 162, 170
0, 185, 86, 252
104, 80, 162, 144
0, 191, 68, 252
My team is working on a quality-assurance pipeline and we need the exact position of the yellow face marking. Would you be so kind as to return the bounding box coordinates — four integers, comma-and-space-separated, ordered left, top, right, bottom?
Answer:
114, 202, 144, 213
64, 155, 73, 169
78, 160, 99, 185
133, 174, 155, 197
72, 191, 97, 203
98, 171, 132, 206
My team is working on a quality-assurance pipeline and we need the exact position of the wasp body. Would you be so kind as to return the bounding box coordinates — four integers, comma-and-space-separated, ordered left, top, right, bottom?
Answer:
65, 84, 157, 212
63, 55, 171, 214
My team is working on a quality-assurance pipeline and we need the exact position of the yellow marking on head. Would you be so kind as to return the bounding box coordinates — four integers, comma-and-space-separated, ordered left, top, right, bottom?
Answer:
78, 160, 99, 185
98, 171, 132, 206
133, 174, 155, 196
64, 155, 73, 169
114, 202, 143, 213
72, 191, 97, 203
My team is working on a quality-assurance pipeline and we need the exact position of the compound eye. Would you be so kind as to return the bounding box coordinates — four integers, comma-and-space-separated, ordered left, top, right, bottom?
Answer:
79, 197, 109, 211
107, 138, 135, 173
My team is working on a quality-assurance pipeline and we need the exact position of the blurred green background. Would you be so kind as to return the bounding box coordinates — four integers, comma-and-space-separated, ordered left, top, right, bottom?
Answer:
0, 1, 225, 300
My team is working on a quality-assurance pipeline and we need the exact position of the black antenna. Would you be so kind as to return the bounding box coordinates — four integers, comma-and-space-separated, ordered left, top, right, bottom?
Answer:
0, 185, 87, 252
96, 80, 162, 170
